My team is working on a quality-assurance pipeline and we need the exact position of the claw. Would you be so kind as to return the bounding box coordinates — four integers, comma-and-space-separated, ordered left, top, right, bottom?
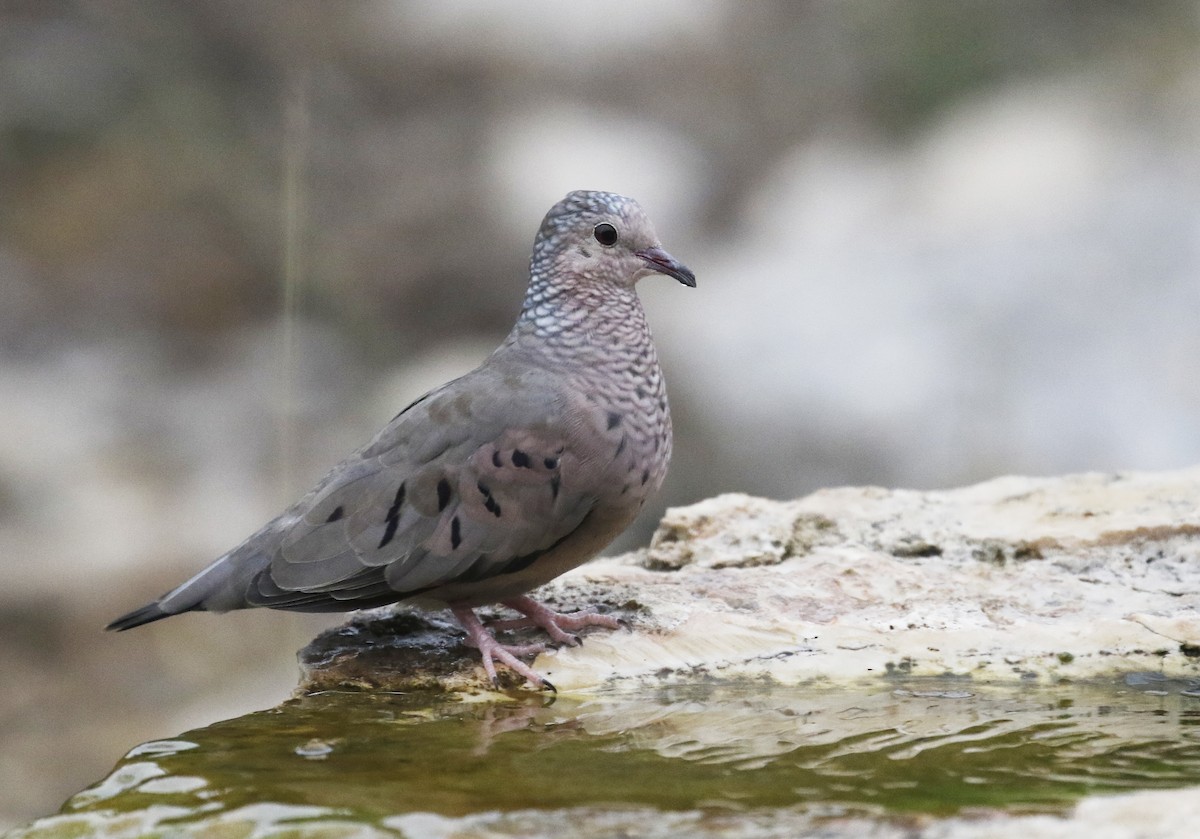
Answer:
452, 605, 551, 691
499, 596, 621, 646
451, 597, 621, 691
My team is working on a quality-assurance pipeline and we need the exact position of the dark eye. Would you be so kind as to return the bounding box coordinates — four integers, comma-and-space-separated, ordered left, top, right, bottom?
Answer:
593, 222, 618, 247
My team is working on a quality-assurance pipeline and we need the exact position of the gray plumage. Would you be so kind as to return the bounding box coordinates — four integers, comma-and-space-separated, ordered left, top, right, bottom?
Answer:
108, 190, 694, 688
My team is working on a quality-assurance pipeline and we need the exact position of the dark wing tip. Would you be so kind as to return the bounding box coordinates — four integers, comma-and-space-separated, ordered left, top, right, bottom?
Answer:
106, 602, 171, 632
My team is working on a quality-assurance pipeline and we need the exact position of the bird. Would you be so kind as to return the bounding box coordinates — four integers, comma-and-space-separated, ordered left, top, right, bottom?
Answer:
107, 189, 695, 690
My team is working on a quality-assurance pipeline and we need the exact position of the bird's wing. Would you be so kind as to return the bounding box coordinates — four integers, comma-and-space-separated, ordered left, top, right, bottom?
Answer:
244, 362, 603, 608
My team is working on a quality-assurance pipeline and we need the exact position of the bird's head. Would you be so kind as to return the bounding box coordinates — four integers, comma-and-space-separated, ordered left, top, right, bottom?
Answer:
532, 190, 696, 290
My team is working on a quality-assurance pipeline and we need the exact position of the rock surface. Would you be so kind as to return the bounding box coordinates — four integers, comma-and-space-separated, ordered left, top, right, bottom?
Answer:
301, 466, 1200, 694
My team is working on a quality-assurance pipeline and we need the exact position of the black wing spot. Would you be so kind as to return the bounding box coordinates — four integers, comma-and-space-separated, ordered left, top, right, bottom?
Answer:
440, 515, 593, 584
326, 505, 345, 523
614, 436, 627, 457
378, 483, 407, 549
512, 450, 532, 468
641, 468, 650, 486
606, 411, 622, 430
543, 456, 558, 470
437, 478, 452, 511
491, 450, 502, 468
478, 481, 502, 517
450, 515, 462, 550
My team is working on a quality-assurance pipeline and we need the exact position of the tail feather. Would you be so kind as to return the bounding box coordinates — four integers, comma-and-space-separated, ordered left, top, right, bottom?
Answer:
106, 545, 272, 632
106, 602, 172, 632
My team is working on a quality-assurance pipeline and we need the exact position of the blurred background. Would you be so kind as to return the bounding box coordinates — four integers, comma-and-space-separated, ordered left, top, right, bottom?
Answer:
2, 0, 1199, 825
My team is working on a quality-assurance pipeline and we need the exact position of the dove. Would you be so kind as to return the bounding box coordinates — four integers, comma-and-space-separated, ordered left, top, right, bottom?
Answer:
108, 189, 695, 690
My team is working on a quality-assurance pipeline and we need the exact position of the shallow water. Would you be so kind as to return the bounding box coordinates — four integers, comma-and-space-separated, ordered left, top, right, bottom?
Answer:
21, 676, 1200, 837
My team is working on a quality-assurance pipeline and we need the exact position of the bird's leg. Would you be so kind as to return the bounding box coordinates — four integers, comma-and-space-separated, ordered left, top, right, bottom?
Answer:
491, 595, 621, 647
450, 604, 555, 692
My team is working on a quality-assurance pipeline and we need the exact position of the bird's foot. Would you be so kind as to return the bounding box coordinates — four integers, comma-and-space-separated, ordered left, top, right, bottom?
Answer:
451, 605, 555, 692
492, 595, 621, 647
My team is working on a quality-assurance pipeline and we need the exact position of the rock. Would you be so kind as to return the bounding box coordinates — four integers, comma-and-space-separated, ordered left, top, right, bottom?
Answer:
300, 466, 1200, 694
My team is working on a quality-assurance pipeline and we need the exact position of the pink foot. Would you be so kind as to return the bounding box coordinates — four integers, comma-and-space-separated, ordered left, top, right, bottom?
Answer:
491, 595, 621, 646
451, 605, 554, 691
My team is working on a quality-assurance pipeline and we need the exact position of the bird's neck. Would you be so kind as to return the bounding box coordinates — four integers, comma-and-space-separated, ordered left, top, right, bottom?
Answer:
511, 271, 654, 364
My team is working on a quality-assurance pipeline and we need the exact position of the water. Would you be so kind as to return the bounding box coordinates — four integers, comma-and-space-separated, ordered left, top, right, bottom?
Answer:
18, 678, 1200, 837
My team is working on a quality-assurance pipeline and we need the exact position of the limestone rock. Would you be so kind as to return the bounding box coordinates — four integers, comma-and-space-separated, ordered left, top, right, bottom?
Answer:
300, 466, 1200, 694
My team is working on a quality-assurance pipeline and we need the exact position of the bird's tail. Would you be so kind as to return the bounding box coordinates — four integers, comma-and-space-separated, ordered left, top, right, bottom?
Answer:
106, 601, 172, 631
105, 545, 271, 632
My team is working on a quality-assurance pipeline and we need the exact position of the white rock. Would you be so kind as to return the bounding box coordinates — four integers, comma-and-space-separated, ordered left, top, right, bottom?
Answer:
301, 466, 1200, 695
530, 466, 1200, 691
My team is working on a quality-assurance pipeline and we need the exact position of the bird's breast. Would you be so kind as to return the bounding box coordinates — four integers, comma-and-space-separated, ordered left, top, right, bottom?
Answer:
561, 349, 672, 510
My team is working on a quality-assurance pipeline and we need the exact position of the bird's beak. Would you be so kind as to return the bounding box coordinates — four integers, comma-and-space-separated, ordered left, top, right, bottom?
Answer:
636, 246, 697, 288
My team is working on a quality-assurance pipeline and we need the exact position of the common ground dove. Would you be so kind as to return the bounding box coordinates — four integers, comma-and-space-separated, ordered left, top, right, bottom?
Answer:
108, 190, 694, 690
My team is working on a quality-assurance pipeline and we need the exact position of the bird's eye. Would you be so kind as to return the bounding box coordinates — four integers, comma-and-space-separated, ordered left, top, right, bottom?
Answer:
593, 222, 618, 247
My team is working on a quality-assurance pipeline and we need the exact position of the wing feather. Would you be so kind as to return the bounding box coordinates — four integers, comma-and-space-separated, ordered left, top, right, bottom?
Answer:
255, 362, 602, 605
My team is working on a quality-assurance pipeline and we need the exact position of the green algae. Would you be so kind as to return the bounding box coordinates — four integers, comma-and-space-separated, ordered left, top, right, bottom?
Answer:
14, 678, 1200, 837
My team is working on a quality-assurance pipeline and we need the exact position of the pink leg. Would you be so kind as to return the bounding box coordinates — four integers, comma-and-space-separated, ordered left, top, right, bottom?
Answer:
450, 605, 554, 692
491, 595, 621, 646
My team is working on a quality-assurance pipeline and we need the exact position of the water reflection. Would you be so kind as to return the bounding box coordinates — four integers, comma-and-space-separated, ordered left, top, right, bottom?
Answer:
35, 679, 1200, 834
